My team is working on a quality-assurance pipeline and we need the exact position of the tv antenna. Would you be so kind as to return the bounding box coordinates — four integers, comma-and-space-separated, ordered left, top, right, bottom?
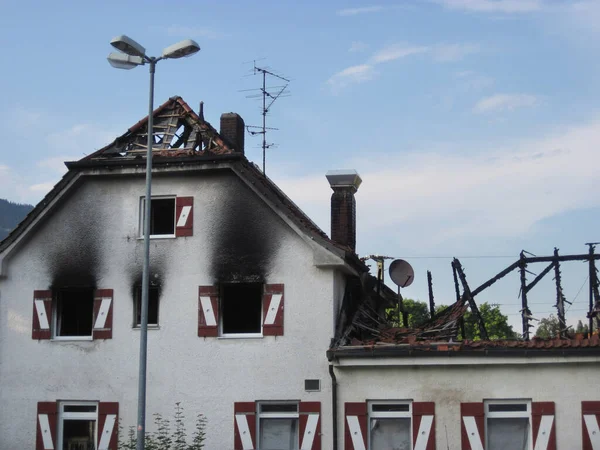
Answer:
242, 61, 290, 175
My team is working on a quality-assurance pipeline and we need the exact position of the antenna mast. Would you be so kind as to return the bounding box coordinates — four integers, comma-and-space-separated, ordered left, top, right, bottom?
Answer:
244, 61, 290, 175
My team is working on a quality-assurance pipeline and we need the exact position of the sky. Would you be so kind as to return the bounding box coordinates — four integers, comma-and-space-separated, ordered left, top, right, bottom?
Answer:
1, 0, 599, 335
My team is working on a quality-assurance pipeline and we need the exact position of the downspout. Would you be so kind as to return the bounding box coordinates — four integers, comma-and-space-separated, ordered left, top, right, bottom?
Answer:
329, 363, 338, 450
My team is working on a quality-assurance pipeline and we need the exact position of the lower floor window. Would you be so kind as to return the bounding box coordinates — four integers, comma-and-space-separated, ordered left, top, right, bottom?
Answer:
369, 401, 412, 450
258, 402, 299, 450
485, 400, 531, 450
58, 402, 98, 450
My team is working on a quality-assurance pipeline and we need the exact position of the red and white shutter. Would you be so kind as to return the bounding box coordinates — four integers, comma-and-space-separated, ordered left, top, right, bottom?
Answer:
198, 286, 218, 337
583, 401, 600, 450
461, 403, 484, 450
414, 402, 435, 450
36, 401, 57, 450
300, 401, 321, 450
234, 402, 256, 450
175, 196, 193, 237
344, 402, 367, 450
263, 284, 284, 336
98, 402, 119, 450
532, 402, 555, 450
32, 290, 52, 340
93, 289, 114, 339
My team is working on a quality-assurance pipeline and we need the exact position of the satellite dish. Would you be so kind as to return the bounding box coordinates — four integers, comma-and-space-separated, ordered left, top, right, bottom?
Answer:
389, 259, 414, 288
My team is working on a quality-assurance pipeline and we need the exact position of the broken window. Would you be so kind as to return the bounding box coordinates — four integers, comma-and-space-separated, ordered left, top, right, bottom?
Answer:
369, 402, 411, 450
140, 197, 175, 237
54, 288, 94, 338
58, 402, 97, 450
258, 402, 299, 450
134, 285, 160, 327
485, 400, 531, 450
220, 283, 263, 335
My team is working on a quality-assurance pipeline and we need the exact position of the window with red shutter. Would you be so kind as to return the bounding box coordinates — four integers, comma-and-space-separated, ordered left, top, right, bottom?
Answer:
98, 402, 119, 450
263, 284, 284, 336
36, 402, 57, 450
413, 402, 436, 450
582, 401, 600, 450
532, 402, 555, 450
175, 196, 193, 237
300, 401, 321, 450
234, 402, 256, 450
198, 285, 219, 337
344, 402, 367, 450
32, 290, 52, 340
461, 402, 484, 450
93, 289, 114, 339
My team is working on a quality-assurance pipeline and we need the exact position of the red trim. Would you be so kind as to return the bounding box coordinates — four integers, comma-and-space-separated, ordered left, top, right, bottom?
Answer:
98, 402, 119, 450
198, 286, 218, 337
532, 402, 555, 450
32, 290, 52, 340
300, 402, 321, 450
175, 196, 193, 237
233, 402, 256, 450
460, 403, 484, 450
36, 401, 57, 450
413, 402, 435, 450
344, 402, 367, 450
263, 284, 284, 336
583, 402, 600, 450
93, 289, 113, 340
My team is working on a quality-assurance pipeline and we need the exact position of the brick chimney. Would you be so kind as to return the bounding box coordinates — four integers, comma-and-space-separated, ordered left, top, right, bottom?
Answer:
326, 170, 362, 251
220, 113, 245, 154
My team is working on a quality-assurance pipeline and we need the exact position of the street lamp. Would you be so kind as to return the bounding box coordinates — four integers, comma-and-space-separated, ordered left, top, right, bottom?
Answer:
107, 34, 200, 450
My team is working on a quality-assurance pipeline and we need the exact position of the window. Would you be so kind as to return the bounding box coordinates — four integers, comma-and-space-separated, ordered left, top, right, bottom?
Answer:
140, 197, 176, 237
58, 402, 98, 450
221, 283, 263, 335
485, 400, 532, 450
134, 285, 160, 327
369, 401, 412, 450
54, 288, 94, 339
258, 402, 299, 450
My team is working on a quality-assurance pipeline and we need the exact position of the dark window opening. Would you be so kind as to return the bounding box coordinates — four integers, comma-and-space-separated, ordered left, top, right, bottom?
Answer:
144, 198, 175, 236
63, 419, 96, 450
221, 283, 262, 334
134, 285, 160, 327
304, 379, 321, 392
56, 288, 94, 337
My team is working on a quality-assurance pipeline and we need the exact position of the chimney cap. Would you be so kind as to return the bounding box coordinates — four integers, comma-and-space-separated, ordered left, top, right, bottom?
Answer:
326, 169, 362, 190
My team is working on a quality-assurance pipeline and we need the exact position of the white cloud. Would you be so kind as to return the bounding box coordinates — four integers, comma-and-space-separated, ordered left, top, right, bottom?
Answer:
473, 93, 538, 114
434, 0, 543, 13
336, 6, 384, 16
327, 64, 377, 91
371, 44, 430, 63
272, 117, 600, 249
165, 25, 225, 40
433, 43, 480, 62
46, 123, 117, 156
349, 41, 369, 52
29, 183, 55, 193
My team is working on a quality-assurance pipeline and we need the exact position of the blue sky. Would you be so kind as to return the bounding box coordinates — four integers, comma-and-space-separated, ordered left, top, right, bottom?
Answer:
1, 0, 599, 334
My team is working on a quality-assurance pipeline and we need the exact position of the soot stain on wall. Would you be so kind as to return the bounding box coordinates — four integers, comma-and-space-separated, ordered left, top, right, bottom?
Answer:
42, 185, 103, 289
209, 174, 284, 282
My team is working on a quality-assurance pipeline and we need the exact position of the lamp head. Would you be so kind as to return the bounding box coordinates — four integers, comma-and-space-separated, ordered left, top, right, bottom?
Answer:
107, 52, 144, 70
110, 35, 146, 58
162, 39, 201, 59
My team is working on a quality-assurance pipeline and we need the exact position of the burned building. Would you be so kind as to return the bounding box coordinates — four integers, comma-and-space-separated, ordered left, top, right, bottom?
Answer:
0, 97, 599, 450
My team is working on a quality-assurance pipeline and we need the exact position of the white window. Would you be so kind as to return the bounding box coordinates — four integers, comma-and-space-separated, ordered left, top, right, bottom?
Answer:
220, 283, 263, 337
485, 400, 532, 450
368, 401, 412, 450
53, 288, 94, 340
140, 196, 176, 238
257, 402, 299, 450
58, 402, 98, 450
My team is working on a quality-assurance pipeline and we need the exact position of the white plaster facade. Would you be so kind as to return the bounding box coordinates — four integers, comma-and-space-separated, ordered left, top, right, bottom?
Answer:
0, 164, 353, 449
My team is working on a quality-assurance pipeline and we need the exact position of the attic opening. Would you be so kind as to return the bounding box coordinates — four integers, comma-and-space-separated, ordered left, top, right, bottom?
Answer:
54, 288, 94, 338
221, 283, 262, 335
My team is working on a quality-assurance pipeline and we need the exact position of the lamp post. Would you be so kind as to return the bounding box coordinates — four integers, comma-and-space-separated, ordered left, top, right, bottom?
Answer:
107, 35, 200, 450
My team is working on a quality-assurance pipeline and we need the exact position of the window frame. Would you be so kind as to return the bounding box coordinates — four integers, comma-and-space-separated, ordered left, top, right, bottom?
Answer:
368, 400, 413, 450
484, 399, 533, 450
139, 195, 177, 239
57, 401, 99, 450
219, 282, 264, 338
256, 401, 300, 450
52, 288, 95, 341
133, 284, 160, 329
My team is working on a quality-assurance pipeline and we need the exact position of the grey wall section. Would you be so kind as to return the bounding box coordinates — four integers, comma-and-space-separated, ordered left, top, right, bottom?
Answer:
0, 169, 339, 449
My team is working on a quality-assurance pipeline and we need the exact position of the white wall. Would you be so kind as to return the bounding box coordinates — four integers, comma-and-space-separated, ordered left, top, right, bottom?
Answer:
334, 358, 600, 449
0, 168, 342, 449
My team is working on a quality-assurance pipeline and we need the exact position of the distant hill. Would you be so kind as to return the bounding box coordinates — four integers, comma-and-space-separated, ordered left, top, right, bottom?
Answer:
0, 199, 34, 242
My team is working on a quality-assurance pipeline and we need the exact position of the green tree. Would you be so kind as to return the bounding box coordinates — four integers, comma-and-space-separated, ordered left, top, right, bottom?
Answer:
386, 298, 431, 327
575, 320, 589, 335
534, 315, 562, 338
